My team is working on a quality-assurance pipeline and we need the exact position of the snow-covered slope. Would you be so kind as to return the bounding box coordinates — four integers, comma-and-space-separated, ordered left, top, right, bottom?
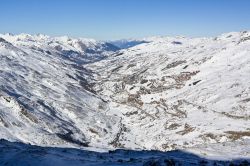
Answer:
0, 34, 120, 149
0, 32, 250, 163
0, 139, 249, 166
86, 31, 250, 151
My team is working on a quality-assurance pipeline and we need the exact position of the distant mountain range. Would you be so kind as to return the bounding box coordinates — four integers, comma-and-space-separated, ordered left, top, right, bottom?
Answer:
109, 39, 148, 49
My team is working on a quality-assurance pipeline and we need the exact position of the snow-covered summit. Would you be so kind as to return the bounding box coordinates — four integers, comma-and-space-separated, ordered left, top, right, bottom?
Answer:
0, 33, 119, 55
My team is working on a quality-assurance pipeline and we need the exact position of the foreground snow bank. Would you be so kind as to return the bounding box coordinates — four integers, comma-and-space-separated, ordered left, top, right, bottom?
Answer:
0, 139, 249, 166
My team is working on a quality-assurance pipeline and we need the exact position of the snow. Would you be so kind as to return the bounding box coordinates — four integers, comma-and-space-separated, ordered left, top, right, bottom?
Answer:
0, 139, 249, 166
86, 31, 250, 151
0, 31, 250, 164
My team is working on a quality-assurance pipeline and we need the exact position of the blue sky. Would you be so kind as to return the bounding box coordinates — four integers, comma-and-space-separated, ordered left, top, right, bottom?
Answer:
0, 0, 250, 40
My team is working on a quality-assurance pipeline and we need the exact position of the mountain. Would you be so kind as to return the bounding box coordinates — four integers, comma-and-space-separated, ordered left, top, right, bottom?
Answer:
0, 33, 119, 63
0, 32, 250, 164
0, 33, 121, 148
86, 31, 250, 151
109, 39, 148, 49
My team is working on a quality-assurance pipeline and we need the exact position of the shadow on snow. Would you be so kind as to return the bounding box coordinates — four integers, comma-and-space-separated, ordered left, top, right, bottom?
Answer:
0, 139, 249, 166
